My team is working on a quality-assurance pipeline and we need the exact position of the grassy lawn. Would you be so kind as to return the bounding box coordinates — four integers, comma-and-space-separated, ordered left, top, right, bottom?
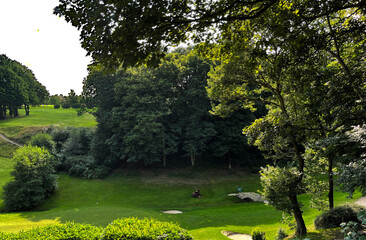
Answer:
0, 106, 359, 239
0, 106, 96, 139
0, 161, 358, 239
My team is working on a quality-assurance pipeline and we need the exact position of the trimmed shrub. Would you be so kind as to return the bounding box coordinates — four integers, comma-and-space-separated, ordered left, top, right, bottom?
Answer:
103, 217, 193, 239
315, 204, 365, 229
0, 218, 192, 240
2, 146, 58, 211
0, 222, 102, 239
251, 227, 266, 240
54, 104, 60, 109
28, 133, 55, 153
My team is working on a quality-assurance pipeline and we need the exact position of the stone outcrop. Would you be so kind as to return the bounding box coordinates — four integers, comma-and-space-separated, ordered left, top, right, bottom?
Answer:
228, 192, 268, 204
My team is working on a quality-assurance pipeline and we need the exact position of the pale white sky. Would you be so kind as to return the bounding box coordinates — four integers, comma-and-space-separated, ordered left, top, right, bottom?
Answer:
0, 0, 92, 95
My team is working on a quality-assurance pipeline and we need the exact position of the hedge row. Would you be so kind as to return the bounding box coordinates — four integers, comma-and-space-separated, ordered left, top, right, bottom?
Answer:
0, 218, 192, 240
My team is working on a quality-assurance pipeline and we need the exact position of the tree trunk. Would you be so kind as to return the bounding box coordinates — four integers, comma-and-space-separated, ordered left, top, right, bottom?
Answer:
162, 132, 166, 167
290, 193, 307, 236
162, 154, 166, 167
25, 105, 30, 115
328, 156, 334, 209
190, 153, 195, 167
0, 106, 4, 119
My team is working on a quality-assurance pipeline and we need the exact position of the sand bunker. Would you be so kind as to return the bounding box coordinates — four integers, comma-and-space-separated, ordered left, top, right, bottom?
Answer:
221, 230, 252, 240
162, 210, 183, 214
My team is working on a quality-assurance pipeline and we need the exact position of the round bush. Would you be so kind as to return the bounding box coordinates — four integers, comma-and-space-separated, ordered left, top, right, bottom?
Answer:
54, 104, 60, 109
0, 222, 102, 239
3, 146, 58, 212
314, 204, 365, 229
103, 217, 193, 239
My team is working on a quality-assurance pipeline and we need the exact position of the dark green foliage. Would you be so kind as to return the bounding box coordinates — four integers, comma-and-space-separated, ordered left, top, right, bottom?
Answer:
0, 222, 102, 239
54, 104, 60, 109
71, 103, 81, 108
315, 204, 365, 229
276, 228, 288, 240
337, 159, 366, 198
260, 166, 306, 214
2, 146, 58, 212
103, 218, 193, 240
341, 210, 366, 240
62, 128, 93, 156
50, 127, 109, 179
62, 155, 109, 179
83, 50, 258, 168
49, 127, 71, 152
28, 133, 55, 153
62, 103, 71, 109
251, 227, 266, 240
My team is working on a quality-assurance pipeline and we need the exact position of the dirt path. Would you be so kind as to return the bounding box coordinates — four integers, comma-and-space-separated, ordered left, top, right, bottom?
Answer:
0, 133, 23, 147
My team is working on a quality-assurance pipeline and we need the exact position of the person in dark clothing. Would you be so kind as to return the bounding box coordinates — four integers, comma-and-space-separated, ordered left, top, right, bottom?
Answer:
191, 189, 202, 198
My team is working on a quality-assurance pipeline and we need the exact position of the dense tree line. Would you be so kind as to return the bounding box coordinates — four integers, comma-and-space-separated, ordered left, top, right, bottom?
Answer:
56, 0, 366, 236
49, 89, 82, 109
82, 50, 263, 169
0, 55, 49, 119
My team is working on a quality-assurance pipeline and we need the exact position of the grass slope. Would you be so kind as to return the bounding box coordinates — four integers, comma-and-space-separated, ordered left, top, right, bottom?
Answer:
0, 165, 358, 239
0, 106, 96, 139
0, 106, 359, 239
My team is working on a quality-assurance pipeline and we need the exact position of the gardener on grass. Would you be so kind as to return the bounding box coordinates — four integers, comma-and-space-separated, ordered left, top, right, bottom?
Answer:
191, 189, 202, 198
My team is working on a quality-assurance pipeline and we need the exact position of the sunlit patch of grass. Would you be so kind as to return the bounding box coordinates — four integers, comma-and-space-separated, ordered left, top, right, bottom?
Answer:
0, 106, 96, 139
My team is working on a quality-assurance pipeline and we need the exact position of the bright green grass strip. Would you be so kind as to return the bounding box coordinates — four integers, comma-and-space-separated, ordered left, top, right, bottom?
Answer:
0, 106, 96, 138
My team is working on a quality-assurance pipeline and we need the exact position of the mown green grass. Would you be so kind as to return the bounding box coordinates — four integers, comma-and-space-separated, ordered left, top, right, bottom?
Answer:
0, 161, 358, 239
0, 106, 96, 139
0, 106, 359, 239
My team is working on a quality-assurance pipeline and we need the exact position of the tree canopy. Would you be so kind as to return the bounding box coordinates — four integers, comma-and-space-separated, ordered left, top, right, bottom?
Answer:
55, 0, 366, 69
55, 0, 366, 236
0, 54, 49, 119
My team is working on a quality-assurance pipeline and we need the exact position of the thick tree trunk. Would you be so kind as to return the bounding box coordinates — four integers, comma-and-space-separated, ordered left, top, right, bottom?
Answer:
328, 156, 334, 209
290, 193, 307, 236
